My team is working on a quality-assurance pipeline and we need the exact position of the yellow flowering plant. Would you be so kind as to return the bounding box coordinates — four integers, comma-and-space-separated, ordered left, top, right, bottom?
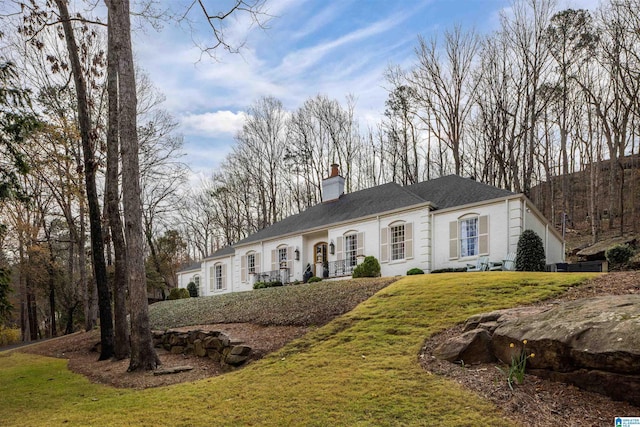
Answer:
499, 339, 535, 390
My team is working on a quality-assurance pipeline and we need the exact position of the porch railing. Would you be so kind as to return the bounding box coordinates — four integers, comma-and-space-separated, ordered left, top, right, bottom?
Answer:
326, 259, 356, 278
253, 269, 290, 284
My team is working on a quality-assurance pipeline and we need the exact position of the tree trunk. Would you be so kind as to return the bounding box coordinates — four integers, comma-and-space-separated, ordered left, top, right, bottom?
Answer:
106, 0, 159, 371
106, 12, 130, 360
55, 0, 114, 360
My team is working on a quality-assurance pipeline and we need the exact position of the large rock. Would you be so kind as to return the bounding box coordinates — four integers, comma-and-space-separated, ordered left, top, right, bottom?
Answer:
434, 295, 640, 406
491, 295, 640, 374
433, 329, 495, 364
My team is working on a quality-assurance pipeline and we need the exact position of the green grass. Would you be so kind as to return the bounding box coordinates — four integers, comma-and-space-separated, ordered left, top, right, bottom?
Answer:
0, 272, 597, 426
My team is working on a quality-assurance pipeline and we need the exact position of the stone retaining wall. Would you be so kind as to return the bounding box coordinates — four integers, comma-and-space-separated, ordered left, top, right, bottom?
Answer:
152, 330, 252, 367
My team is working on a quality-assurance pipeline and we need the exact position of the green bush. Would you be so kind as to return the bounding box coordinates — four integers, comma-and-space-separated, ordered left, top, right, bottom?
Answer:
0, 326, 20, 347
186, 281, 199, 297
406, 268, 424, 275
515, 229, 546, 272
606, 244, 634, 269
307, 276, 322, 283
167, 287, 190, 300
352, 256, 381, 278
253, 281, 283, 290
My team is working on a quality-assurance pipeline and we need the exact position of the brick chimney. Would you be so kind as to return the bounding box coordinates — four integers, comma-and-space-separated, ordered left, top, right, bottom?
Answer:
322, 163, 345, 202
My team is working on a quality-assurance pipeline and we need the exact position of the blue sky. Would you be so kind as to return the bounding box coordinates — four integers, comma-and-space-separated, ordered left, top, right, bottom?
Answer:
132, 0, 598, 181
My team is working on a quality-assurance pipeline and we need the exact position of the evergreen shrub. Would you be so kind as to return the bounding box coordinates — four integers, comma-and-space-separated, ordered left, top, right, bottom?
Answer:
606, 244, 634, 269
168, 288, 190, 300
186, 281, 199, 297
352, 256, 381, 278
515, 230, 545, 271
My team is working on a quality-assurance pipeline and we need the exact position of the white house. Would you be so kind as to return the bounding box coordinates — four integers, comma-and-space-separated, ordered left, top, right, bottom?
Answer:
177, 165, 564, 296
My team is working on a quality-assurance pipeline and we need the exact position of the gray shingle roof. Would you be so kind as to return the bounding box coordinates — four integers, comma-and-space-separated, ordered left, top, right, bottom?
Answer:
406, 175, 514, 209
177, 261, 202, 273
235, 182, 426, 246
235, 175, 515, 247
181, 175, 516, 264
205, 245, 235, 260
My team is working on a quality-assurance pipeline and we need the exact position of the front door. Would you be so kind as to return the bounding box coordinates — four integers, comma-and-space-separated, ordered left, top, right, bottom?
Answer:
314, 242, 328, 277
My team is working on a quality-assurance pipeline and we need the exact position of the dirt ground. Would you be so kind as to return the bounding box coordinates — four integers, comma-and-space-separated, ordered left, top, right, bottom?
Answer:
12, 272, 640, 425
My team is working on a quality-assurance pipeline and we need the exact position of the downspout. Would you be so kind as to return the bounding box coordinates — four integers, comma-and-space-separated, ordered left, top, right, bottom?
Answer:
376, 216, 381, 262
545, 223, 549, 264
505, 199, 510, 252
429, 210, 434, 272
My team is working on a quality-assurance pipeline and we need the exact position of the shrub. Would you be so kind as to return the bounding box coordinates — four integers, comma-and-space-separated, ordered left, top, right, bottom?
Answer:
606, 244, 634, 269
186, 281, 199, 297
515, 229, 545, 272
406, 268, 424, 275
352, 256, 381, 278
308, 276, 322, 283
0, 326, 20, 347
253, 281, 283, 289
167, 287, 190, 300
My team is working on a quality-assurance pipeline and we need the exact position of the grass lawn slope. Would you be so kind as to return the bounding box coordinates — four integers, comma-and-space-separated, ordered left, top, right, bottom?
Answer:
0, 272, 597, 426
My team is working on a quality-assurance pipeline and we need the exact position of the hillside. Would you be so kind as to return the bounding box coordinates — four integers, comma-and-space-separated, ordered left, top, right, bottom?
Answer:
3, 273, 638, 426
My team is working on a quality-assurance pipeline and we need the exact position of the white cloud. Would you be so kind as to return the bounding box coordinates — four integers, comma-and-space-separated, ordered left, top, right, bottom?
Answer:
180, 110, 248, 136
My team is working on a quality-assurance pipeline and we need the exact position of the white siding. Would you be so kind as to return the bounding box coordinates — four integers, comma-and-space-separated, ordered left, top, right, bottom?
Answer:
432, 201, 511, 271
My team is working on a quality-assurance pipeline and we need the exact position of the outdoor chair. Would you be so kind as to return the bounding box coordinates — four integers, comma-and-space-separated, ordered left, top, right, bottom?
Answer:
500, 253, 516, 271
488, 260, 504, 271
466, 256, 489, 272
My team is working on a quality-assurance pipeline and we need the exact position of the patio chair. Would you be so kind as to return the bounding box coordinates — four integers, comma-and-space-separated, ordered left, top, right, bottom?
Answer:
466, 256, 489, 272
501, 253, 517, 271
488, 259, 504, 271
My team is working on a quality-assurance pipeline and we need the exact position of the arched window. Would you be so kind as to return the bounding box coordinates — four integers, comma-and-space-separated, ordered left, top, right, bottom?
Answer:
209, 263, 226, 292
380, 221, 414, 263
449, 214, 488, 259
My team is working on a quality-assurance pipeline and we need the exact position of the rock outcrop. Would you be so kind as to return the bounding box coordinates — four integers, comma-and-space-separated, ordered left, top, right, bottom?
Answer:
152, 330, 252, 368
434, 295, 640, 406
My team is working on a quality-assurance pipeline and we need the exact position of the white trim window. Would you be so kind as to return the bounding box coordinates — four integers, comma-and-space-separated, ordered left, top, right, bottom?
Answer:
215, 264, 223, 290
460, 217, 479, 258
278, 247, 287, 266
450, 215, 488, 259
391, 224, 405, 261
345, 234, 358, 268
380, 222, 413, 263
210, 263, 226, 292
247, 253, 256, 274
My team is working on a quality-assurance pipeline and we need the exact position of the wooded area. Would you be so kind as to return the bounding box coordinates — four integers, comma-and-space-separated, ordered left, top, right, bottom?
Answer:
0, 0, 639, 367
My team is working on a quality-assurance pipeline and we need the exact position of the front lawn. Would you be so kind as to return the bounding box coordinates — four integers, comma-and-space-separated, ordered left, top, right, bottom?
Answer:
0, 272, 597, 426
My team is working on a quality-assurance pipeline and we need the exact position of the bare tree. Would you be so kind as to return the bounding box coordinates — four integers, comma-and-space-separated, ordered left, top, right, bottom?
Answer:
411, 25, 480, 176
54, 0, 114, 360
105, 0, 159, 371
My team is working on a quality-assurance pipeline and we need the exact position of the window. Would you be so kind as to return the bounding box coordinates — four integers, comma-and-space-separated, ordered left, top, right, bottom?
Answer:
380, 222, 413, 263
215, 264, 224, 290
247, 253, 256, 274
345, 234, 357, 267
278, 247, 287, 267
460, 217, 479, 257
210, 264, 226, 291
391, 224, 405, 260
